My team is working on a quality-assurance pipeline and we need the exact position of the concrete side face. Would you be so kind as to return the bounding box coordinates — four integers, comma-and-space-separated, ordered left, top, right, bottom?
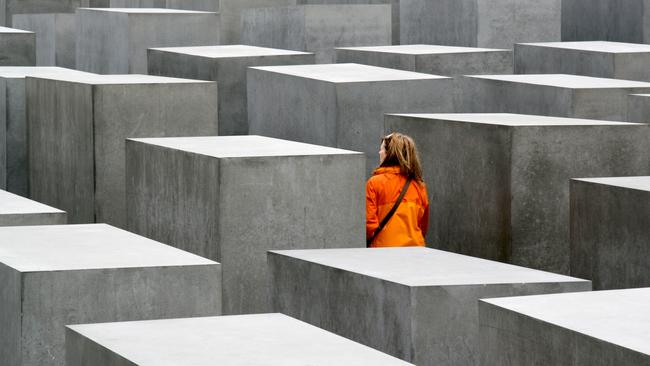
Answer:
5, 77, 27, 195
400, 0, 478, 46
0, 264, 21, 366
561, 0, 646, 43
0, 32, 35, 66
627, 94, 650, 123
0, 211, 66, 226
3, 0, 82, 26
0, 78, 5, 189
570, 180, 650, 289
335, 49, 416, 71
514, 45, 615, 78
240, 7, 308, 58
220, 0, 297, 45
76, 10, 128, 74
12, 14, 75, 67
165, 0, 219, 12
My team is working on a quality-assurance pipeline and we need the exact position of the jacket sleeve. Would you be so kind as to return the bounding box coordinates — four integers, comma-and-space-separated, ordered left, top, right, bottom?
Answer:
419, 187, 430, 238
366, 180, 379, 240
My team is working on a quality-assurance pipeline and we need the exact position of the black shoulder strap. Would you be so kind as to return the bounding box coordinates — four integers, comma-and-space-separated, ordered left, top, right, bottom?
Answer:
367, 177, 413, 247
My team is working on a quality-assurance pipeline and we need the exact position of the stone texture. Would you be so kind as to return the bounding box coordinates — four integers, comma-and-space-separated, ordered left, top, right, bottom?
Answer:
480, 288, 650, 365
0, 189, 66, 226
241, 5, 391, 63
26, 73, 218, 227
0, 223, 221, 366
0, 26, 35, 66
2, 0, 91, 27
400, 0, 561, 48
269, 247, 591, 366
219, 0, 294, 44
561, 0, 650, 43
12, 14, 75, 68
76, 8, 220, 74
126, 136, 366, 315
248, 63, 454, 175
148, 45, 315, 135
570, 177, 650, 290
385, 113, 650, 274
627, 93, 650, 123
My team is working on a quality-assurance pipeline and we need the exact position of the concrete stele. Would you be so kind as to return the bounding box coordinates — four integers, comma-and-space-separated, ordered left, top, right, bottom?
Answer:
0, 189, 66, 226
0, 26, 35, 66
12, 13, 76, 68
627, 93, 650, 123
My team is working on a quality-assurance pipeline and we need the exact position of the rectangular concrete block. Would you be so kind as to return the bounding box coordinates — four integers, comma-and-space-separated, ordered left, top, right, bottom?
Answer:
459, 74, 650, 121
27, 73, 218, 227
269, 247, 591, 366
336, 44, 513, 75
148, 45, 315, 135
385, 113, 650, 273
12, 14, 75, 68
2, 0, 85, 26
570, 177, 650, 290
400, 0, 561, 48
480, 288, 650, 365
561, 0, 650, 43
126, 136, 366, 314
76, 8, 220, 74
248, 63, 454, 175
0, 26, 35, 65
627, 93, 650, 123
219, 0, 294, 44
105, 0, 218, 10
515, 41, 650, 82
241, 5, 391, 63
0, 189, 66, 226
0, 223, 221, 366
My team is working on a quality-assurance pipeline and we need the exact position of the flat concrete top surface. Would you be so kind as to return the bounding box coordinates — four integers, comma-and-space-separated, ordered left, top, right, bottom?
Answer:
0, 189, 64, 215
150, 45, 312, 58
269, 247, 588, 287
66, 313, 413, 365
128, 135, 362, 158
78, 8, 216, 14
251, 63, 450, 83
467, 74, 650, 89
0, 66, 95, 79
388, 113, 642, 126
0, 224, 216, 272
0, 26, 33, 33
337, 44, 509, 54
27, 73, 213, 85
481, 288, 650, 355
573, 176, 650, 191
518, 41, 650, 53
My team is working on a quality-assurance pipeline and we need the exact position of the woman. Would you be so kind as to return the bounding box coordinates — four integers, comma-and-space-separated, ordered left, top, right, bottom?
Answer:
366, 133, 429, 247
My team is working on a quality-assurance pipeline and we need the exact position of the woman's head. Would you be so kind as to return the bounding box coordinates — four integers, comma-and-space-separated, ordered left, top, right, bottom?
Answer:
379, 132, 423, 182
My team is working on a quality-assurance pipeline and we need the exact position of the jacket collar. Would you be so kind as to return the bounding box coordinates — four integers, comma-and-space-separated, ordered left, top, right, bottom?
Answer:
373, 166, 402, 176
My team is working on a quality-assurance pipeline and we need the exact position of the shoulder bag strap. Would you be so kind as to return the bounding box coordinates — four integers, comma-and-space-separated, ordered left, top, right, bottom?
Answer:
367, 177, 412, 247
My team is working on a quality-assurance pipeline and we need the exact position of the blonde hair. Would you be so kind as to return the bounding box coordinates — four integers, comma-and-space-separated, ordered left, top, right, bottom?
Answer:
380, 132, 424, 182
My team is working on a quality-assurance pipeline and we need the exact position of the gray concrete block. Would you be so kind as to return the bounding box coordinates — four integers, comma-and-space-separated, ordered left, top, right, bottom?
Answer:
0, 223, 221, 366
104, 0, 218, 10
219, 0, 293, 44
269, 247, 591, 366
12, 14, 75, 68
0, 26, 35, 66
76, 8, 220, 74
0, 189, 66, 225
125, 135, 366, 314
66, 313, 413, 365
385, 113, 650, 274
480, 288, 650, 366
459, 74, 650, 121
241, 5, 391, 63
248, 63, 454, 175
148, 45, 315, 136
27, 73, 218, 227
2, 0, 85, 27
515, 41, 650, 82
570, 177, 650, 290
627, 93, 650, 123
561, 0, 650, 43
336, 44, 513, 75
400, 0, 561, 48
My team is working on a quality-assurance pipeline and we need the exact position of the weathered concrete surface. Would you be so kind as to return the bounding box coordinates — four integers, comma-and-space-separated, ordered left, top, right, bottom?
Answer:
0, 223, 221, 366
385, 113, 650, 274
104, 0, 218, 10
27, 73, 218, 227
570, 177, 650, 290
126, 136, 365, 314
2, 0, 89, 26
480, 288, 650, 365
627, 94, 650, 123
400, 0, 561, 48
12, 14, 75, 68
148, 45, 315, 135
0, 26, 35, 66
76, 8, 220, 74
241, 5, 391, 63
269, 247, 591, 366
562, 0, 650, 43
248, 63, 453, 175
219, 0, 294, 44
0, 189, 66, 226
336, 44, 512, 75
515, 41, 650, 81
459, 74, 650, 121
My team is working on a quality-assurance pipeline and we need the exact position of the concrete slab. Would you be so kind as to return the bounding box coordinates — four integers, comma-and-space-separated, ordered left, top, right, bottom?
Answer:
480, 288, 650, 365
269, 247, 591, 366
570, 176, 650, 290
148, 45, 315, 135
459, 74, 650, 121
26, 73, 218, 227
241, 5, 391, 63
336, 44, 513, 75
562, 0, 650, 44
0, 223, 221, 366
515, 41, 650, 81
385, 113, 650, 274
76, 8, 220, 74
0, 26, 35, 66
627, 94, 650, 123
2, 0, 86, 27
12, 14, 75, 68
126, 135, 365, 314
0, 189, 66, 226
248, 63, 454, 175
400, 0, 561, 48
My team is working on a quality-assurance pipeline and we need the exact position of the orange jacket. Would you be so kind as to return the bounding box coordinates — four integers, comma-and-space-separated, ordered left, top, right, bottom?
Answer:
366, 166, 429, 247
